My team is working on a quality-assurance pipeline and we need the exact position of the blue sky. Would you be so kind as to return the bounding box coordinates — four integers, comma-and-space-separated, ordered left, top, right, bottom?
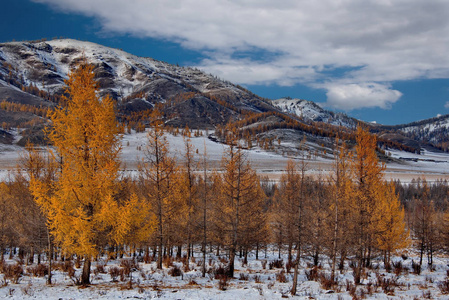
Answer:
2, 0, 449, 125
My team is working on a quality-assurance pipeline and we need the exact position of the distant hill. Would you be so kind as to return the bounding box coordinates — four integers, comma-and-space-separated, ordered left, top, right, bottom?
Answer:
0, 38, 447, 155
272, 98, 358, 128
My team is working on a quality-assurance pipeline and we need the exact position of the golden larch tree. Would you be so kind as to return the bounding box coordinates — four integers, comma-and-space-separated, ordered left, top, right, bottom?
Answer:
374, 181, 409, 264
328, 140, 355, 280
30, 63, 138, 285
351, 126, 385, 282
138, 109, 178, 269
216, 127, 266, 277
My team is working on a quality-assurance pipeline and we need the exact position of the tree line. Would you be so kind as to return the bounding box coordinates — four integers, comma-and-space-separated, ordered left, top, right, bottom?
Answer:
0, 63, 448, 293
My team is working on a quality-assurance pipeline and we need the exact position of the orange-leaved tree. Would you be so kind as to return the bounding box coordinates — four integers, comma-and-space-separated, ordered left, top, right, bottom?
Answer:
216, 126, 266, 278
30, 62, 146, 285
374, 181, 409, 264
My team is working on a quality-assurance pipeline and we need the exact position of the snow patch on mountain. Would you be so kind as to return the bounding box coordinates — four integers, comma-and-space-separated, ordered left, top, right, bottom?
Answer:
0, 39, 249, 101
272, 98, 357, 128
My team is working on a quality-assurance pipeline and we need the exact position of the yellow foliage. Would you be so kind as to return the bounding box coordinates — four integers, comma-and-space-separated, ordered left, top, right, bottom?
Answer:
30, 62, 152, 259
374, 182, 409, 259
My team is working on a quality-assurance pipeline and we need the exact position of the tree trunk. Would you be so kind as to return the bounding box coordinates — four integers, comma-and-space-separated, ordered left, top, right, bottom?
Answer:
81, 257, 91, 285
331, 200, 338, 281
291, 243, 301, 295
228, 246, 235, 278
157, 243, 163, 269
47, 232, 52, 285
339, 249, 346, 271
29, 247, 34, 265
177, 245, 182, 258
313, 249, 319, 266
419, 240, 424, 266
288, 242, 293, 264
255, 243, 259, 260
202, 244, 206, 277
243, 248, 248, 266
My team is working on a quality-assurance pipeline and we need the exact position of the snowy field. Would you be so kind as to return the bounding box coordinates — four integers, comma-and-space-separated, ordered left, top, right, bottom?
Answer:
0, 132, 449, 298
1, 248, 449, 299
1, 130, 449, 182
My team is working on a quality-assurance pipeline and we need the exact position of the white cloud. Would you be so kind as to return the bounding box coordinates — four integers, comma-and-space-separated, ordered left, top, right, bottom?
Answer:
444, 102, 449, 109
324, 83, 402, 111
33, 0, 449, 110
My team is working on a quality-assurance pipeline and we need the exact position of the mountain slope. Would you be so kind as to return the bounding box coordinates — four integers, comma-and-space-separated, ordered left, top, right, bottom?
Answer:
0, 38, 447, 154
0, 39, 275, 129
272, 98, 358, 128
378, 114, 449, 151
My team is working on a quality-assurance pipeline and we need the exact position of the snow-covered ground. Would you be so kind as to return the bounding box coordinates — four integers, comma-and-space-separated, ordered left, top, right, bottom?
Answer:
2, 130, 449, 182
1, 248, 449, 299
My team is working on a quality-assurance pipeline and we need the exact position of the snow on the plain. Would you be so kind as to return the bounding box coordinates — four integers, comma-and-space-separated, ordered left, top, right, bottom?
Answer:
2, 130, 449, 181
386, 149, 449, 176
2, 248, 449, 299
120, 130, 291, 172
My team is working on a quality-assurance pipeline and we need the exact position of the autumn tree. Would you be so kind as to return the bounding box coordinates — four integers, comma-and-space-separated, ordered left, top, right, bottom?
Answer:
18, 143, 59, 283
0, 182, 15, 261
178, 128, 199, 260
350, 126, 407, 282
351, 126, 385, 282
411, 180, 437, 267
272, 159, 301, 264
328, 140, 355, 280
290, 158, 308, 296
215, 127, 266, 277
374, 181, 409, 265
307, 174, 331, 267
199, 140, 210, 277
138, 109, 178, 269
30, 63, 135, 285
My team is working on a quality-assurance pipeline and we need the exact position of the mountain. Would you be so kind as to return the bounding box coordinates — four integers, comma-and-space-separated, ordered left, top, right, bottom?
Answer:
272, 98, 449, 153
272, 98, 358, 128
377, 114, 449, 151
0, 38, 447, 155
0, 39, 275, 129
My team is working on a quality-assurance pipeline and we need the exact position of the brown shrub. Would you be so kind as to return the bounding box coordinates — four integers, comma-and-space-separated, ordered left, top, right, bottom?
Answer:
168, 265, 182, 277
26, 264, 48, 277
269, 259, 284, 270
3, 263, 23, 284
276, 270, 287, 283
108, 266, 121, 282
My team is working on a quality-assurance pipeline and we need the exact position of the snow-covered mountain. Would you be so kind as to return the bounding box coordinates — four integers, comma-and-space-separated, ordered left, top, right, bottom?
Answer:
272, 98, 358, 128
0, 39, 239, 98
378, 114, 449, 150
1, 38, 448, 153
0, 39, 275, 128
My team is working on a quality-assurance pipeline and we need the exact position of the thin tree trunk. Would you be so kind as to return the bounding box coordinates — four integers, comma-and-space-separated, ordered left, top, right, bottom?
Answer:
228, 246, 236, 278
202, 161, 208, 278
47, 229, 52, 285
291, 242, 301, 295
331, 194, 338, 281
243, 248, 248, 266
288, 242, 293, 264
81, 257, 91, 285
419, 240, 424, 266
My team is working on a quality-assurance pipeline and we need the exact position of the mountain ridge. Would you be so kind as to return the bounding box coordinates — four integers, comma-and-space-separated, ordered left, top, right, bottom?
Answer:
0, 38, 447, 152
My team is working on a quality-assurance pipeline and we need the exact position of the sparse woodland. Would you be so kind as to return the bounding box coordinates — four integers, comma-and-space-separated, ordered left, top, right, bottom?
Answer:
1, 64, 449, 298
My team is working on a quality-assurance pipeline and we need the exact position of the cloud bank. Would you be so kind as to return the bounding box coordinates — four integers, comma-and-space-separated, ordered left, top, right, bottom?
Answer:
33, 0, 449, 110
